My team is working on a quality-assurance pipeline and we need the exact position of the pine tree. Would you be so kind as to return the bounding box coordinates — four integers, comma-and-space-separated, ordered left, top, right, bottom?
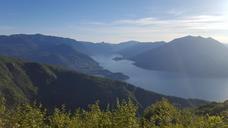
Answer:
112, 99, 139, 128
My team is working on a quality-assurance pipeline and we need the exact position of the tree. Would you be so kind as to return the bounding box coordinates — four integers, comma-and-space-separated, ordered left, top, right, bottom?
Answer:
112, 99, 139, 128
49, 106, 72, 128
0, 97, 227, 128
143, 98, 180, 127
0, 97, 6, 127
7, 103, 47, 128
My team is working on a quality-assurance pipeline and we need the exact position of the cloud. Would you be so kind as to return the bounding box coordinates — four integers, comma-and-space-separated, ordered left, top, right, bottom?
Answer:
166, 9, 185, 16
108, 15, 228, 31
54, 14, 228, 43
113, 17, 164, 26
178, 15, 228, 30
58, 13, 227, 43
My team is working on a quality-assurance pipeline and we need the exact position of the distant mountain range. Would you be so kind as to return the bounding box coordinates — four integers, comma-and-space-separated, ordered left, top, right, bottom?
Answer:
66, 34, 228, 77
1, 34, 228, 78
130, 36, 228, 77
115, 41, 166, 59
0, 34, 128, 80
0, 55, 206, 110
0, 34, 169, 80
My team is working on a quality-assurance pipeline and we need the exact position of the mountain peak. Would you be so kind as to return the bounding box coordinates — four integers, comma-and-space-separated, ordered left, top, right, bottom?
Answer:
132, 34, 228, 77
173, 35, 205, 41
169, 35, 222, 45
119, 40, 140, 44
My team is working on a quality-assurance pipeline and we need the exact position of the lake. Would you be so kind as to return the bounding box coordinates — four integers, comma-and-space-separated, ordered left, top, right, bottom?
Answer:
92, 54, 228, 101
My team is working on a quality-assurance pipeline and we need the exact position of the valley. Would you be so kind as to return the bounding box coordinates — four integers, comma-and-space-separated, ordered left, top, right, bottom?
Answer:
0, 34, 227, 102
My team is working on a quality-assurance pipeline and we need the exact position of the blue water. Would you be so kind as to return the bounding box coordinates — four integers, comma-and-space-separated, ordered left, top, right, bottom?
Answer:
92, 54, 228, 101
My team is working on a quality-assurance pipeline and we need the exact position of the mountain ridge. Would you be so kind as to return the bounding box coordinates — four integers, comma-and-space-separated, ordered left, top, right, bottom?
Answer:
131, 35, 228, 77
0, 34, 128, 80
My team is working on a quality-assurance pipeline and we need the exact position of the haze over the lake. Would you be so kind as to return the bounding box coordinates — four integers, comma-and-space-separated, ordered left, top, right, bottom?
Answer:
0, 0, 228, 43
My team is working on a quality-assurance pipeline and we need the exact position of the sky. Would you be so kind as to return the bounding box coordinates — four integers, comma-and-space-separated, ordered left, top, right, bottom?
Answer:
0, 0, 228, 43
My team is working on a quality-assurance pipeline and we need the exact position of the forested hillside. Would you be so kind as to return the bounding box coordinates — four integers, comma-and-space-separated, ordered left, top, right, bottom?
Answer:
0, 56, 206, 110
196, 100, 228, 118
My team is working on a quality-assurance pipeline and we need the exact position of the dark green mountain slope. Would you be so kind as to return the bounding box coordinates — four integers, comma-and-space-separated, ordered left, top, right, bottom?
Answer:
196, 100, 228, 123
0, 56, 206, 110
196, 100, 228, 116
0, 34, 128, 80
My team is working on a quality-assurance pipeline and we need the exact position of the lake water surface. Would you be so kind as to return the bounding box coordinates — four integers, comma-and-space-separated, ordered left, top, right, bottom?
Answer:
92, 54, 228, 101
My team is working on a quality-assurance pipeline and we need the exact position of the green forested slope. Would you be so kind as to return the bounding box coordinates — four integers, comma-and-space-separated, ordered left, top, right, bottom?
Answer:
0, 56, 206, 110
196, 100, 228, 120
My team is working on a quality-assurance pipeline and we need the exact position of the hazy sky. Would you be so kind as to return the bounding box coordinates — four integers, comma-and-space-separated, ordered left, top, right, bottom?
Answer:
0, 0, 228, 43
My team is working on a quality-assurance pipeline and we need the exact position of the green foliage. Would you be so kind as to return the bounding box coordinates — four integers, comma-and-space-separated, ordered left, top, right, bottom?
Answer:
112, 100, 139, 128
77, 102, 112, 128
196, 100, 228, 127
196, 100, 228, 118
0, 97, 227, 128
143, 98, 180, 127
7, 103, 47, 128
49, 106, 72, 128
0, 97, 6, 127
